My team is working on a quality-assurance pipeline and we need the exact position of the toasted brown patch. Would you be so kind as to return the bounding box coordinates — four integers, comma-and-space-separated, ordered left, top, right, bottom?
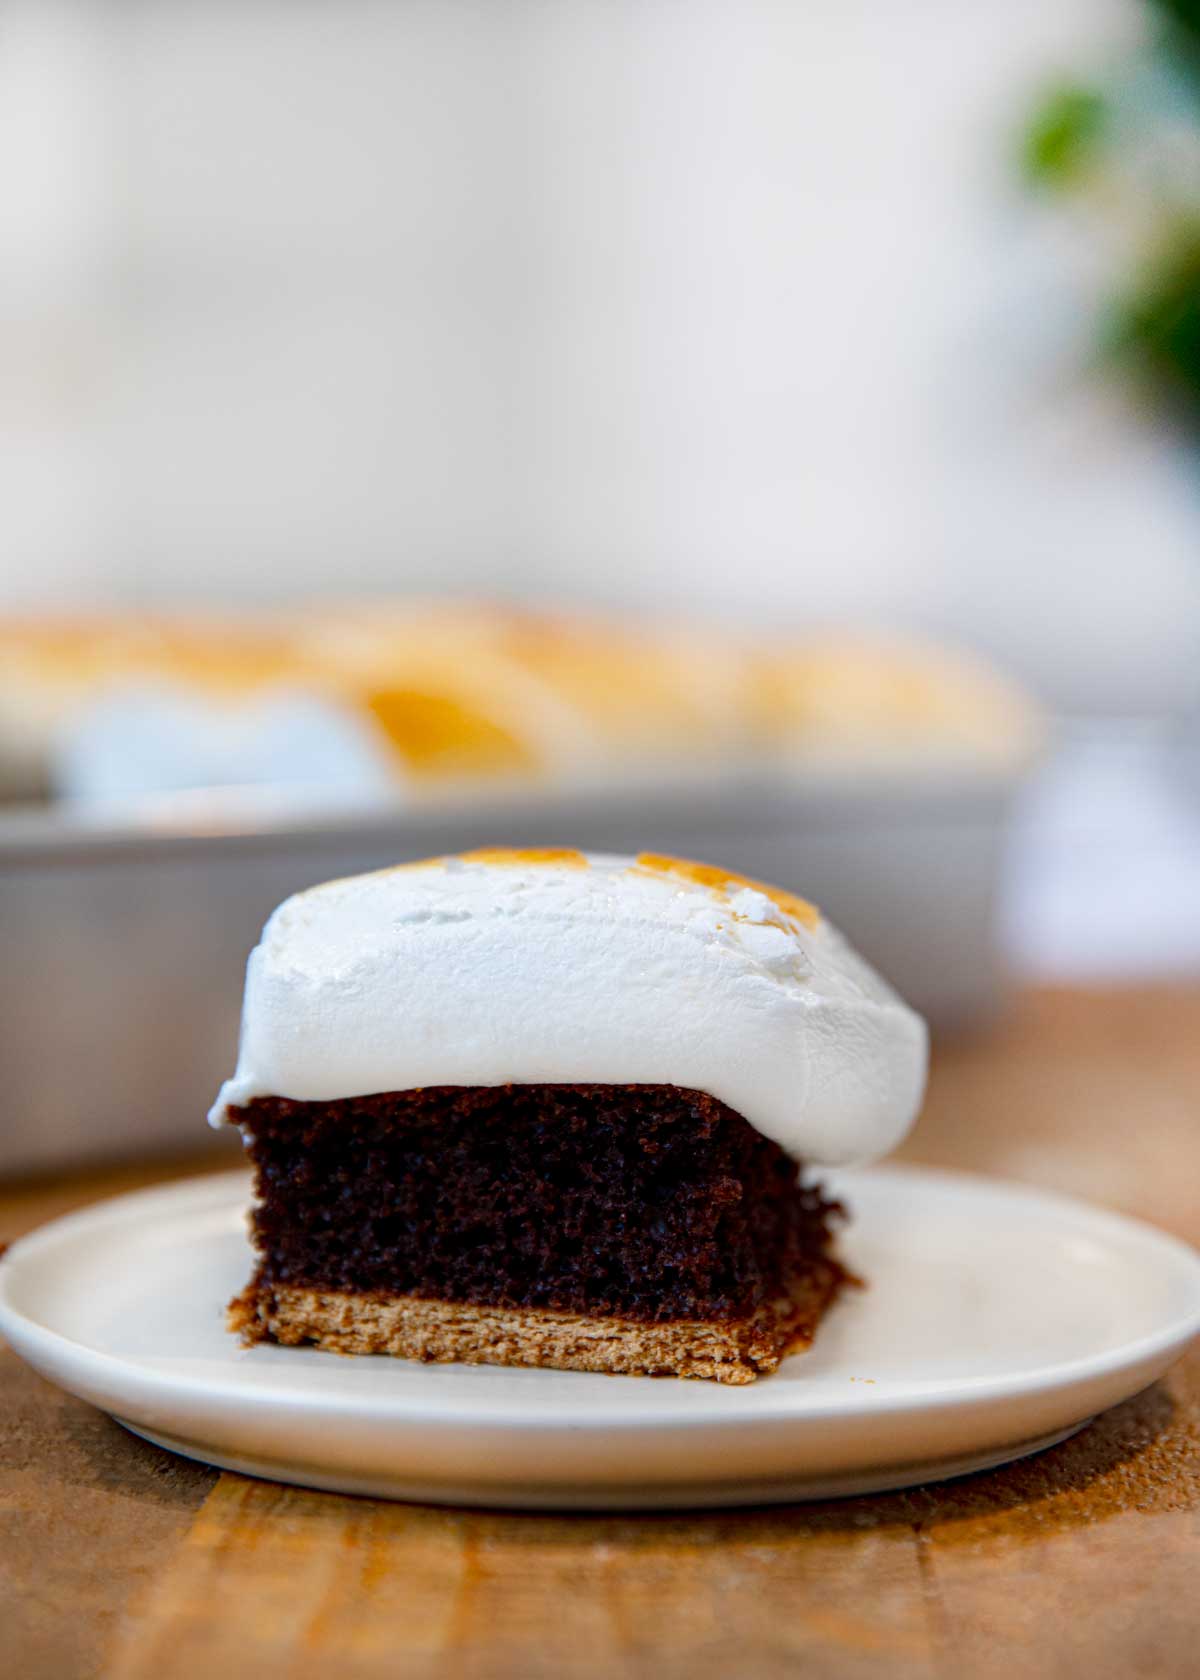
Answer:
634, 853, 820, 930
459, 847, 589, 868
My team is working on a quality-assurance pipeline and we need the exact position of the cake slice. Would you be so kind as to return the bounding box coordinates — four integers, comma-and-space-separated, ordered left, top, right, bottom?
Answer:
211, 849, 927, 1384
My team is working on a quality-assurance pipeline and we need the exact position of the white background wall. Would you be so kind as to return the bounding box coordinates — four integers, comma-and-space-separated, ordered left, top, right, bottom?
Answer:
0, 0, 1196, 713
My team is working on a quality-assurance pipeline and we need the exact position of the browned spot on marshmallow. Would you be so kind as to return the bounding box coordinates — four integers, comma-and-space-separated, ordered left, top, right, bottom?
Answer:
459, 847, 589, 868
634, 853, 820, 930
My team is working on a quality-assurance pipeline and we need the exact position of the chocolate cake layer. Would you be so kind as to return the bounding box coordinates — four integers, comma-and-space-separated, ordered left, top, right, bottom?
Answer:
232, 1084, 843, 1325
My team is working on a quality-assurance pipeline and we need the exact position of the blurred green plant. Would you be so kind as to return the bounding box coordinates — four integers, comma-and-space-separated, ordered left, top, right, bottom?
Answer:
1023, 85, 1109, 185
1024, 0, 1200, 421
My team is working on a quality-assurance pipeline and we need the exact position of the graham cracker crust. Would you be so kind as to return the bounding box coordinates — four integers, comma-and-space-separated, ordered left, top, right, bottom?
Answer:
228, 1257, 846, 1386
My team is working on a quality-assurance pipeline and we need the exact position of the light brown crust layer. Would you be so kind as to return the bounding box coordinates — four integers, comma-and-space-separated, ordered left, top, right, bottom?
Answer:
229, 1259, 845, 1386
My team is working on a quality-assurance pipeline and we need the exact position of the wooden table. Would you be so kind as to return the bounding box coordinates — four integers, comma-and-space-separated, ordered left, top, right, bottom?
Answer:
3, 986, 1198, 1679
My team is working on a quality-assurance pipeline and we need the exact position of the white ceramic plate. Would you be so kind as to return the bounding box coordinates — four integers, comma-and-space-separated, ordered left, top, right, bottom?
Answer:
2, 1165, 1198, 1510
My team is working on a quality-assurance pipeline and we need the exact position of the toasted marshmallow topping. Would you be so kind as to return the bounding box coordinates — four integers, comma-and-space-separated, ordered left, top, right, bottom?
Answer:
209, 849, 927, 1166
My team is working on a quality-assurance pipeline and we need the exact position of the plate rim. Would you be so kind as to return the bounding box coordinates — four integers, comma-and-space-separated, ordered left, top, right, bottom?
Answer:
112, 1416, 1094, 1510
2, 1160, 1199, 1436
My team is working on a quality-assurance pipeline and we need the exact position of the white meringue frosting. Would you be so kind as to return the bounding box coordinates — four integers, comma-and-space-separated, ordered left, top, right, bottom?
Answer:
209, 849, 927, 1166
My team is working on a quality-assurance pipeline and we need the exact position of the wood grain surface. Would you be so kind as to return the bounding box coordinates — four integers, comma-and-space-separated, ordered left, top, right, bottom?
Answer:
2, 986, 1198, 1680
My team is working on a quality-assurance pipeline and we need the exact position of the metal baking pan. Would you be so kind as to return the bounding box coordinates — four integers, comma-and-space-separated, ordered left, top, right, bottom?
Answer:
0, 768, 1020, 1175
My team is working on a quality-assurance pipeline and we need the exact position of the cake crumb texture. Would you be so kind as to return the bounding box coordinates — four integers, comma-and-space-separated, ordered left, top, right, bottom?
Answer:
232, 1084, 844, 1325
